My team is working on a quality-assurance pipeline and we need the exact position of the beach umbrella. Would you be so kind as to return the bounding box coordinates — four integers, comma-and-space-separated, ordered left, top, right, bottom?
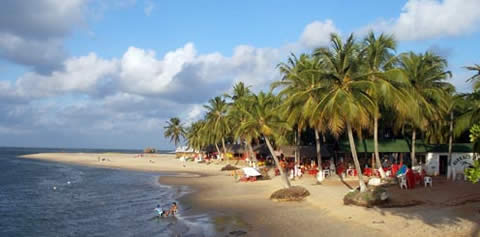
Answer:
242, 167, 261, 177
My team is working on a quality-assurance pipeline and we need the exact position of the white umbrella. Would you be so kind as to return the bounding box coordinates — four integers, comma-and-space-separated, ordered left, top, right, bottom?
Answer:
242, 167, 261, 177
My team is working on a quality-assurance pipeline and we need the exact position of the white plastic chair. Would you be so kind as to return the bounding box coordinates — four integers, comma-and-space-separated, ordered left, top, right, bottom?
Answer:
323, 169, 330, 178
424, 176, 432, 187
398, 175, 407, 189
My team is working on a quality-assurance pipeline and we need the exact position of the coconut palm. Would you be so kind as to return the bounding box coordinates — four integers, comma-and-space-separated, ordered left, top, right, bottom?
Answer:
226, 82, 256, 161
361, 32, 412, 178
276, 54, 316, 166
398, 51, 452, 166
164, 117, 185, 148
274, 54, 327, 173
185, 120, 207, 151
465, 64, 480, 91
204, 96, 231, 158
313, 33, 375, 192
237, 92, 292, 188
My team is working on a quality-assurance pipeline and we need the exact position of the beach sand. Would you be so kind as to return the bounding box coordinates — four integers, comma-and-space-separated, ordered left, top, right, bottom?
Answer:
21, 153, 480, 237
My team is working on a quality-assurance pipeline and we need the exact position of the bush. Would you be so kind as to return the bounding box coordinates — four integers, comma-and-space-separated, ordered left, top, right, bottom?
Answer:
270, 186, 310, 201
343, 187, 389, 208
221, 164, 239, 171
465, 160, 480, 183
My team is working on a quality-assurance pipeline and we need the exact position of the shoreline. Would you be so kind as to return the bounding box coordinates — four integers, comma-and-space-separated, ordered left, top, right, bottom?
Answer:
20, 152, 480, 237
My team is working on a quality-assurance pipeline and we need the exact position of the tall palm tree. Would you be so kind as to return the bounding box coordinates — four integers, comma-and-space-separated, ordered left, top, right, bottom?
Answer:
164, 117, 185, 148
185, 120, 207, 151
398, 51, 452, 166
313, 33, 375, 192
274, 54, 327, 173
276, 54, 311, 165
226, 82, 255, 161
465, 64, 480, 91
362, 32, 411, 178
204, 96, 231, 158
455, 65, 480, 138
238, 92, 292, 188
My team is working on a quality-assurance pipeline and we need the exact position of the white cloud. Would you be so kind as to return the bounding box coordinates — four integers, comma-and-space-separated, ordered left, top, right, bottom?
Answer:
15, 53, 118, 97
0, 0, 88, 70
119, 44, 196, 95
144, 0, 155, 16
300, 19, 339, 48
362, 0, 480, 40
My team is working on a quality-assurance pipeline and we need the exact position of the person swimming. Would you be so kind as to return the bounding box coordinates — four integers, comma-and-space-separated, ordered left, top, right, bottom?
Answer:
168, 202, 177, 216
154, 202, 177, 217
154, 205, 165, 217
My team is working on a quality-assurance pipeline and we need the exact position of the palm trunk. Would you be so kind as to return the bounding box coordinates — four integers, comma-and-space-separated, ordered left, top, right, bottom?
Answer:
264, 136, 291, 188
314, 128, 323, 171
346, 121, 367, 192
448, 112, 454, 180
295, 129, 300, 165
215, 143, 221, 155
374, 115, 386, 178
411, 129, 417, 166
221, 137, 227, 156
248, 142, 257, 162
221, 137, 227, 162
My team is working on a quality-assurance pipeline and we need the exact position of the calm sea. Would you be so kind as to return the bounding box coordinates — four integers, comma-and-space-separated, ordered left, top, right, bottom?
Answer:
0, 147, 215, 237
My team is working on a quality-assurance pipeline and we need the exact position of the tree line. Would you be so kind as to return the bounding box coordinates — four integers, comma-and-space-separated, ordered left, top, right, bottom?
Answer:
164, 32, 480, 192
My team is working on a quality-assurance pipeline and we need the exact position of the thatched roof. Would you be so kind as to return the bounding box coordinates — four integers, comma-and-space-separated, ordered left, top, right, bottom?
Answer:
279, 145, 331, 158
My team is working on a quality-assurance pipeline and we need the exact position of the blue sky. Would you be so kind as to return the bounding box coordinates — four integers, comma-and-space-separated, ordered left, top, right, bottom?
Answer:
0, 0, 479, 150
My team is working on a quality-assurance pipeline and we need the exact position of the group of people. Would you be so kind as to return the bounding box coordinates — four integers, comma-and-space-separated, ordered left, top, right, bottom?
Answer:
154, 202, 177, 217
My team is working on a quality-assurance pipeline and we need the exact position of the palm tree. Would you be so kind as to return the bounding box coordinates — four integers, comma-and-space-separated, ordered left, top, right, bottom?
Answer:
274, 54, 327, 174
237, 92, 292, 188
361, 32, 411, 178
455, 65, 480, 138
226, 82, 255, 161
398, 51, 452, 166
164, 117, 185, 148
204, 96, 231, 158
465, 64, 480, 91
313, 33, 375, 192
185, 120, 207, 151
276, 54, 315, 166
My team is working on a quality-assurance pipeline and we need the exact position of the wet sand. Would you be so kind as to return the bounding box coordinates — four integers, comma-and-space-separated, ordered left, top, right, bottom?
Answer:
21, 153, 480, 236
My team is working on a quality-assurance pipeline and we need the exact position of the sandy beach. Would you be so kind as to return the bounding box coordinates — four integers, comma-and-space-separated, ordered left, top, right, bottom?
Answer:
20, 153, 480, 237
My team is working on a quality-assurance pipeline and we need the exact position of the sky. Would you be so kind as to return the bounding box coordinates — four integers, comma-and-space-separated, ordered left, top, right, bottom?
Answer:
1, 0, 480, 150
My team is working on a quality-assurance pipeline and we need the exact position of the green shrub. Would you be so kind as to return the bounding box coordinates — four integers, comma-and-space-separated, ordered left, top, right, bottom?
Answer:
465, 160, 480, 183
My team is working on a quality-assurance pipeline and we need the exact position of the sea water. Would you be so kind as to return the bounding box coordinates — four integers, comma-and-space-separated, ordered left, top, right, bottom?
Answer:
0, 147, 215, 237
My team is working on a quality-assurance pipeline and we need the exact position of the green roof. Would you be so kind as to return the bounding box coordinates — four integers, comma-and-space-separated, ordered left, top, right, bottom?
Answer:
338, 139, 473, 153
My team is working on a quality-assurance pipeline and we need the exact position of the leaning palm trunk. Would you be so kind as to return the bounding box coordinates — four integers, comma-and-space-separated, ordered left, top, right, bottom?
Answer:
314, 129, 323, 171
215, 143, 221, 156
264, 136, 291, 188
447, 112, 454, 180
346, 121, 367, 192
411, 130, 417, 166
374, 116, 386, 178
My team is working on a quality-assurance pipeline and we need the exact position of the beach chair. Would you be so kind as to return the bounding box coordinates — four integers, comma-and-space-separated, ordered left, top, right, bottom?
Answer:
398, 175, 407, 189
424, 176, 432, 187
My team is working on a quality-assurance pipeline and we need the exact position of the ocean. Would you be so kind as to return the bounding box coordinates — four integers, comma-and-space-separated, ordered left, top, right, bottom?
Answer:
0, 147, 216, 237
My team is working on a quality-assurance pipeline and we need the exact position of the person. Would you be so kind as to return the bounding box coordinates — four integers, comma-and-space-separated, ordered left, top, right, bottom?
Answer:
154, 204, 164, 217
166, 202, 177, 216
